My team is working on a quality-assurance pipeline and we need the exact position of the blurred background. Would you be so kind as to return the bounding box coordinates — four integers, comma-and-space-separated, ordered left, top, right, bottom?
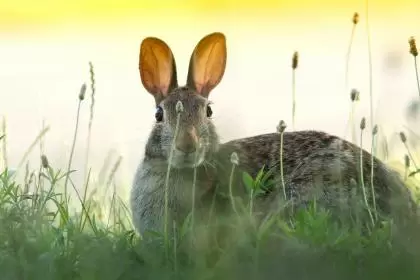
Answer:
0, 0, 419, 198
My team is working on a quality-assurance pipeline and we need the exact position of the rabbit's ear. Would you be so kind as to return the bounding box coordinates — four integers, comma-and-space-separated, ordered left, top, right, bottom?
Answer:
186, 32, 227, 98
139, 37, 178, 103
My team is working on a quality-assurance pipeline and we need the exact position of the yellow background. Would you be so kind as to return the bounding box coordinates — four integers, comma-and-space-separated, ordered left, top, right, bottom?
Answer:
0, 0, 419, 188
2, 0, 419, 30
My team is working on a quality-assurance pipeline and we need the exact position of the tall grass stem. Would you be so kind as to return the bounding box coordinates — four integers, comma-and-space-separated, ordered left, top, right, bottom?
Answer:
83, 62, 96, 186
64, 100, 83, 204
359, 124, 375, 226
163, 111, 181, 259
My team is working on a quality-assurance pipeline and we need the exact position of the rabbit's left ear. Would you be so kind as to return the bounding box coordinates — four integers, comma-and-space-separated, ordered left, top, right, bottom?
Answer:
139, 36, 178, 104
186, 32, 227, 98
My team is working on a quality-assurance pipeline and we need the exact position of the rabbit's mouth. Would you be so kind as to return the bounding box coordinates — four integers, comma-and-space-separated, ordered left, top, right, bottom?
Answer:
169, 148, 206, 169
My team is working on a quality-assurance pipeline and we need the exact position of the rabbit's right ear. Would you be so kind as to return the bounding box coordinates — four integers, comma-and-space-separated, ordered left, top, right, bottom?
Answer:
139, 37, 178, 104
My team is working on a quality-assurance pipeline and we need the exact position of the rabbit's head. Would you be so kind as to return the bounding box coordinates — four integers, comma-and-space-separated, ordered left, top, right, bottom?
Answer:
139, 32, 227, 169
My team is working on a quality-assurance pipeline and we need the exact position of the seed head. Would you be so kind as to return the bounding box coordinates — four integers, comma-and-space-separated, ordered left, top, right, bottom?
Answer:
360, 117, 366, 130
276, 120, 287, 133
350, 89, 360, 102
79, 83, 87, 101
409, 36, 418, 57
230, 152, 239, 165
404, 154, 410, 168
41, 154, 49, 168
176, 100, 184, 113
399, 132, 407, 143
372, 124, 378, 135
292, 51, 299, 69
352, 12, 359, 25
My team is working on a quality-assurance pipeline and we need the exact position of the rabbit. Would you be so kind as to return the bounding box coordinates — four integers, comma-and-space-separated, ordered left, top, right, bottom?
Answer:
130, 32, 229, 238
130, 31, 418, 240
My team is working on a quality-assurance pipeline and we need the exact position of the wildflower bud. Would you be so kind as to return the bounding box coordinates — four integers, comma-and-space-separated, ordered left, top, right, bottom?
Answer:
79, 83, 87, 101
404, 154, 410, 168
41, 154, 49, 168
230, 152, 239, 165
352, 12, 359, 25
350, 89, 360, 102
409, 36, 418, 57
372, 124, 378, 135
399, 132, 407, 143
176, 100, 184, 113
360, 117, 366, 130
292, 51, 299, 69
276, 120, 287, 133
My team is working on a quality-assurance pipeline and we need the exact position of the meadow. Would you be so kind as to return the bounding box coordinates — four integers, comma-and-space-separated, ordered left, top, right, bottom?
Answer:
2, 12, 420, 280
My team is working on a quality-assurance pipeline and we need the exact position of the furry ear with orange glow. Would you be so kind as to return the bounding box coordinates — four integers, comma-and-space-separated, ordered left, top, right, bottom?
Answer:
139, 37, 178, 104
186, 32, 227, 98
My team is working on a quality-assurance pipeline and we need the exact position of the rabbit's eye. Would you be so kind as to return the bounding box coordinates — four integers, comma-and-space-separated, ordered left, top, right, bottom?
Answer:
155, 106, 163, 122
206, 105, 213, 118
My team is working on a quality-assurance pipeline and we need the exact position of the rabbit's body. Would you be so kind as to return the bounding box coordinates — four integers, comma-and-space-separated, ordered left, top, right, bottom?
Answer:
130, 32, 417, 238
218, 131, 417, 221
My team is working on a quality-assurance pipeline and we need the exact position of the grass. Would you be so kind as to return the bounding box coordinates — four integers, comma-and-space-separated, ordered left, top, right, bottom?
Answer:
2, 13, 420, 280
2, 164, 420, 280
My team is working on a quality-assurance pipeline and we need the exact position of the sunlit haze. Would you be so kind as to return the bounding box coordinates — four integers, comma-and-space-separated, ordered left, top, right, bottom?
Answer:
1, 0, 419, 197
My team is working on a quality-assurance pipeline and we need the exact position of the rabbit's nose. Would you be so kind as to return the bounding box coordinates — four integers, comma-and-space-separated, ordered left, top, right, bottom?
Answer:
176, 127, 198, 154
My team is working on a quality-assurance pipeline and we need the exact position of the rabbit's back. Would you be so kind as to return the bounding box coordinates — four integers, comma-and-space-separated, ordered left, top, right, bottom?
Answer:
217, 130, 416, 219
219, 130, 338, 178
